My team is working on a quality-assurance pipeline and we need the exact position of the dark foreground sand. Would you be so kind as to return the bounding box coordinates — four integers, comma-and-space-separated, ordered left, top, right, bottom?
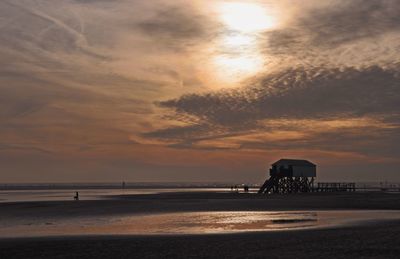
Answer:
1, 192, 400, 258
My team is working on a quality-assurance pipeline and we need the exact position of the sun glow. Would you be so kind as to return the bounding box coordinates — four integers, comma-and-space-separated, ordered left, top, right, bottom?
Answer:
211, 2, 277, 85
214, 55, 263, 76
222, 34, 254, 49
218, 2, 277, 32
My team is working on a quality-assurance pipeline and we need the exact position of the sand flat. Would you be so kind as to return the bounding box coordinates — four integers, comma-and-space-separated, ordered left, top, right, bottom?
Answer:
1, 192, 400, 220
1, 192, 400, 258
1, 220, 400, 259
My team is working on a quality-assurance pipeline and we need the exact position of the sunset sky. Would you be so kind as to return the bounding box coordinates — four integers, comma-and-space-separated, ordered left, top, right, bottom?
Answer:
1, 0, 399, 183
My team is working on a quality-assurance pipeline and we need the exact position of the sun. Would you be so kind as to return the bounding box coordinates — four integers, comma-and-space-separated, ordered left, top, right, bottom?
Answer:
218, 2, 277, 32
209, 2, 277, 85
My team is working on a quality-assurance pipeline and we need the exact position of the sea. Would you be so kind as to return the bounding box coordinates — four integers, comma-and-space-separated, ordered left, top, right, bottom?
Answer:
0, 181, 398, 203
0, 182, 253, 202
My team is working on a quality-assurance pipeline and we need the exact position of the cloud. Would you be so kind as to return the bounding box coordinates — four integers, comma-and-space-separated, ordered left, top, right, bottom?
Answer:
264, 0, 400, 68
159, 65, 400, 125
149, 65, 400, 160
302, 0, 400, 46
136, 5, 214, 43
1, 0, 400, 181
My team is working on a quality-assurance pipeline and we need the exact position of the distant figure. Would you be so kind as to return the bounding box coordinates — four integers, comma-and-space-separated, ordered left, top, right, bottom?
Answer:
74, 191, 79, 201
244, 185, 249, 193
230, 186, 234, 191
122, 181, 126, 189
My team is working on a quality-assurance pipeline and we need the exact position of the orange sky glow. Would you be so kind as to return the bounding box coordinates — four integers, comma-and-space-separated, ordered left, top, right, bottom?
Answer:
0, 0, 399, 182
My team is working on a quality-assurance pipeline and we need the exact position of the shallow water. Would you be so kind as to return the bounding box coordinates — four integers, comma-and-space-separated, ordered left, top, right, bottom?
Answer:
0, 188, 231, 202
1, 210, 400, 237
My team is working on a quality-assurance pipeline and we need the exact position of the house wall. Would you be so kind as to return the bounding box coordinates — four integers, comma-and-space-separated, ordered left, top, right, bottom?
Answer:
292, 166, 316, 177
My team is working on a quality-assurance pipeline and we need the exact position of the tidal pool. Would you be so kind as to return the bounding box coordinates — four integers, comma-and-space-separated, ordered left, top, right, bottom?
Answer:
1, 210, 400, 237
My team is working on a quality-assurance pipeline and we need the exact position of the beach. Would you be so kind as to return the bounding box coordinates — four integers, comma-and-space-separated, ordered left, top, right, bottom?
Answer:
1, 221, 400, 259
1, 191, 400, 258
1, 192, 400, 219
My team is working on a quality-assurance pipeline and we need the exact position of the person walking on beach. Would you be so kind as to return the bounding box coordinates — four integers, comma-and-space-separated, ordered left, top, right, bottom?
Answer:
74, 191, 79, 201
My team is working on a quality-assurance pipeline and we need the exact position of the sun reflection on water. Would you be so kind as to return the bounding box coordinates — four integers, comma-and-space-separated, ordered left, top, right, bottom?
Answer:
2, 210, 400, 237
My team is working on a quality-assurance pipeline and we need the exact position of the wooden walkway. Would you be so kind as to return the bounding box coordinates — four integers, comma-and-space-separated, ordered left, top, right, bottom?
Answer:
314, 182, 400, 192
315, 182, 356, 192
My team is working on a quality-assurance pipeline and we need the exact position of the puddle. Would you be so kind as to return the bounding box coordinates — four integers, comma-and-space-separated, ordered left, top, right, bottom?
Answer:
1, 210, 400, 237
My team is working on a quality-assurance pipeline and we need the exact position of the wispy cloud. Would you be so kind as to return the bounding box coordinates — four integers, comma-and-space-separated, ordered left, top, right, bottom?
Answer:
1, 0, 399, 181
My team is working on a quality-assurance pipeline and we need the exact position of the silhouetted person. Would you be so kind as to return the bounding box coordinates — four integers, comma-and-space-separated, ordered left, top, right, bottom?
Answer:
122, 181, 126, 189
74, 191, 79, 201
244, 185, 249, 193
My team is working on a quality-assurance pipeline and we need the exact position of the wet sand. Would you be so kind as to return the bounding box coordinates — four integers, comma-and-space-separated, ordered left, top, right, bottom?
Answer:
1, 191, 400, 219
1, 192, 400, 258
1, 220, 400, 259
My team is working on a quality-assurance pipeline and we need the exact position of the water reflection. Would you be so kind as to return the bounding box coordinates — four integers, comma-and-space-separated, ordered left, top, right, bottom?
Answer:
160, 211, 319, 233
2, 210, 400, 237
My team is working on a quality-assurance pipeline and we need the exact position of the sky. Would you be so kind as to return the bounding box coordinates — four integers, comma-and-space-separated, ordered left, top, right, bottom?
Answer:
0, 0, 399, 183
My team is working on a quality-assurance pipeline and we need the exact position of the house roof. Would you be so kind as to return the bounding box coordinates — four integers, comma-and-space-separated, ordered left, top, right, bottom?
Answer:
272, 159, 316, 167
